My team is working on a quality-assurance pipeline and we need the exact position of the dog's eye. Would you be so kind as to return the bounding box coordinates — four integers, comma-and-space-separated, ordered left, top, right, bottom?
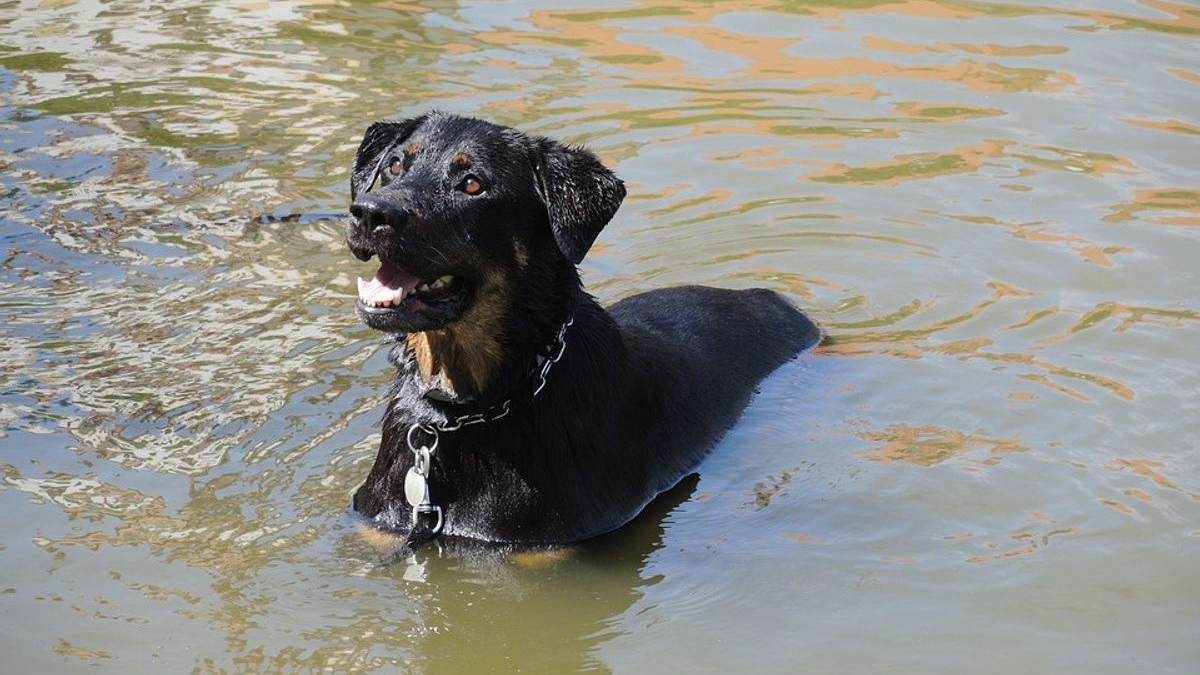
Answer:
388, 157, 403, 176
460, 176, 485, 196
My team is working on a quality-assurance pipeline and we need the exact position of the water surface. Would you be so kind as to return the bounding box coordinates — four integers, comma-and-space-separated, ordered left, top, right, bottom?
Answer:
2, 1, 1198, 673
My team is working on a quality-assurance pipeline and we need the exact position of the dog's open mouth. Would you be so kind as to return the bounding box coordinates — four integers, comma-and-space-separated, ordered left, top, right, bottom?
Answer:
355, 261, 469, 328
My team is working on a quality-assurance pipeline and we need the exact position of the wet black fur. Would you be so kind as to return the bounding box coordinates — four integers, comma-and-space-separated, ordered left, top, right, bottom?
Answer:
345, 112, 823, 546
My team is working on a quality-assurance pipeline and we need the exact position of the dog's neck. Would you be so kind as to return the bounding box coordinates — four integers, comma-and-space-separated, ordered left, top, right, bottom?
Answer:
393, 299, 581, 413
402, 330, 495, 404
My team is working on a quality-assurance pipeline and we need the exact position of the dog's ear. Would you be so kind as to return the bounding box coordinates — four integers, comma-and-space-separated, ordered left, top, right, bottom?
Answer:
532, 138, 626, 264
350, 116, 427, 201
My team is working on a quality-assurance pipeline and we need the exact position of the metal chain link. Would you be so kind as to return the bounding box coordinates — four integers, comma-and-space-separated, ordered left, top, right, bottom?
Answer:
532, 316, 573, 398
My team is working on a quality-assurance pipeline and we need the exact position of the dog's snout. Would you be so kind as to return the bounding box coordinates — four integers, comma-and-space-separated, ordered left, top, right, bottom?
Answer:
347, 195, 411, 261
350, 195, 409, 231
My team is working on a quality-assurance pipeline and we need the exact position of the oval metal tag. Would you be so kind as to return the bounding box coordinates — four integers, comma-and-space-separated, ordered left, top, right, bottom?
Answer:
404, 467, 428, 507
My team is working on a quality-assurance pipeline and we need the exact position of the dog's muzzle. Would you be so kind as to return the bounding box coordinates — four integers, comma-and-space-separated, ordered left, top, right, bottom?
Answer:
350, 194, 410, 231
346, 194, 412, 261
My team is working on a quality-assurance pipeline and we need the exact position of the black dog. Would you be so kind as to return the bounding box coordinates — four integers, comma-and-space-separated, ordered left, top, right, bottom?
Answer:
344, 112, 822, 547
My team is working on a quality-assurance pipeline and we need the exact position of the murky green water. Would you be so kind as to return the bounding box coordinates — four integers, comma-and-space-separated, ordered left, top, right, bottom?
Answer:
2, 0, 1198, 672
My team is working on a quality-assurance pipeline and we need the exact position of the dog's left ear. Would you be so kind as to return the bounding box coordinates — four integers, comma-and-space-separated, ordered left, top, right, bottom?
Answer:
532, 138, 626, 264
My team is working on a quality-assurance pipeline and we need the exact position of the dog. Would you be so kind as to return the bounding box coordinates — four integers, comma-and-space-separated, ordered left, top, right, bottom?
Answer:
344, 112, 823, 548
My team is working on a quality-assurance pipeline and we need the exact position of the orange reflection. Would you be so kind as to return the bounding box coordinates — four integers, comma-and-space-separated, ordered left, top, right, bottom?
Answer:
864, 36, 1068, 57
522, 0, 1200, 38
806, 140, 1010, 185
1007, 305, 1059, 330
1101, 499, 1136, 515
947, 212, 1136, 268
1005, 144, 1137, 177
1043, 301, 1200, 342
1108, 458, 1178, 491
1123, 488, 1154, 502
966, 514, 1077, 564
52, 641, 114, 663
1072, 0, 1200, 35
892, 101, 1005, 122
477, 1, 1076, 99
859, 423, 1025, 466
985, 351, 1136, 401
1104, 188, 1200, 226
1017, 373, 1090, 402
1168, 68, 1200, 85
1124, 117, 1200, 137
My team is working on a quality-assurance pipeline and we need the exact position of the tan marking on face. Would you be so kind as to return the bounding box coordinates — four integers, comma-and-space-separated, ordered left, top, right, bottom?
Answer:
402, 272, 511, 398
446, 274, 509, 394
451, 151, 472, 170
405, 333, 436, 382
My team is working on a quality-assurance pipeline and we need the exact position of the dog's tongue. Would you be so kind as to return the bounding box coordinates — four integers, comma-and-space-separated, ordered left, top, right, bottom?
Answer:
357, 262, 421, 306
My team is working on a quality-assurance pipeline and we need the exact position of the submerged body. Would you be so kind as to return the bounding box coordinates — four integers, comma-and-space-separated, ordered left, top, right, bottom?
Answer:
344, 112, 822, 546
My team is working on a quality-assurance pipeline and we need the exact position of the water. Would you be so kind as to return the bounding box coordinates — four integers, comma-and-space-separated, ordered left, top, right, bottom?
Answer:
2, 0, 1197, 672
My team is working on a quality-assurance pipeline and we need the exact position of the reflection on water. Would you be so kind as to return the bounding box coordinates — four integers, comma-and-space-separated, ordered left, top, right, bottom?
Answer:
857, 423, 1026, 466
2, 0, 1198, 673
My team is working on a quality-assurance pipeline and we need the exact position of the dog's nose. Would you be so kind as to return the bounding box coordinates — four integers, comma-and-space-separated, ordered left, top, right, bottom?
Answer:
350, 194, 409, 231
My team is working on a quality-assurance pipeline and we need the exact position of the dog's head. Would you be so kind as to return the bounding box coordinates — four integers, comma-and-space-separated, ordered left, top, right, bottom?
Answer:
346, 112, 625, 334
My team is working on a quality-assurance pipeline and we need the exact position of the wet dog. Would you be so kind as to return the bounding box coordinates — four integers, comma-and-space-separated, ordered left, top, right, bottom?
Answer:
344, 112, 822, 548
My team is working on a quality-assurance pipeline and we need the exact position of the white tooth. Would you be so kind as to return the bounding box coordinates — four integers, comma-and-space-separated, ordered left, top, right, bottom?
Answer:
357, 277, 366, 296
415, 282, 431, 293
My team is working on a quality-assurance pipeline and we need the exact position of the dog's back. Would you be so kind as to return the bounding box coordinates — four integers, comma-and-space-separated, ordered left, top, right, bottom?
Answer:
611, 285, 822, 381
610, 285, 823, 491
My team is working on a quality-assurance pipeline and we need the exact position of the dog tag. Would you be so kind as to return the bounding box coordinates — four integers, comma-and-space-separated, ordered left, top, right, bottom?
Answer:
404, 466, 429, 507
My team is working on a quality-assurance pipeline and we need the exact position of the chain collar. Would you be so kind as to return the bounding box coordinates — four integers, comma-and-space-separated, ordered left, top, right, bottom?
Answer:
401, 315, 573, 543
421, 314, 573, 433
